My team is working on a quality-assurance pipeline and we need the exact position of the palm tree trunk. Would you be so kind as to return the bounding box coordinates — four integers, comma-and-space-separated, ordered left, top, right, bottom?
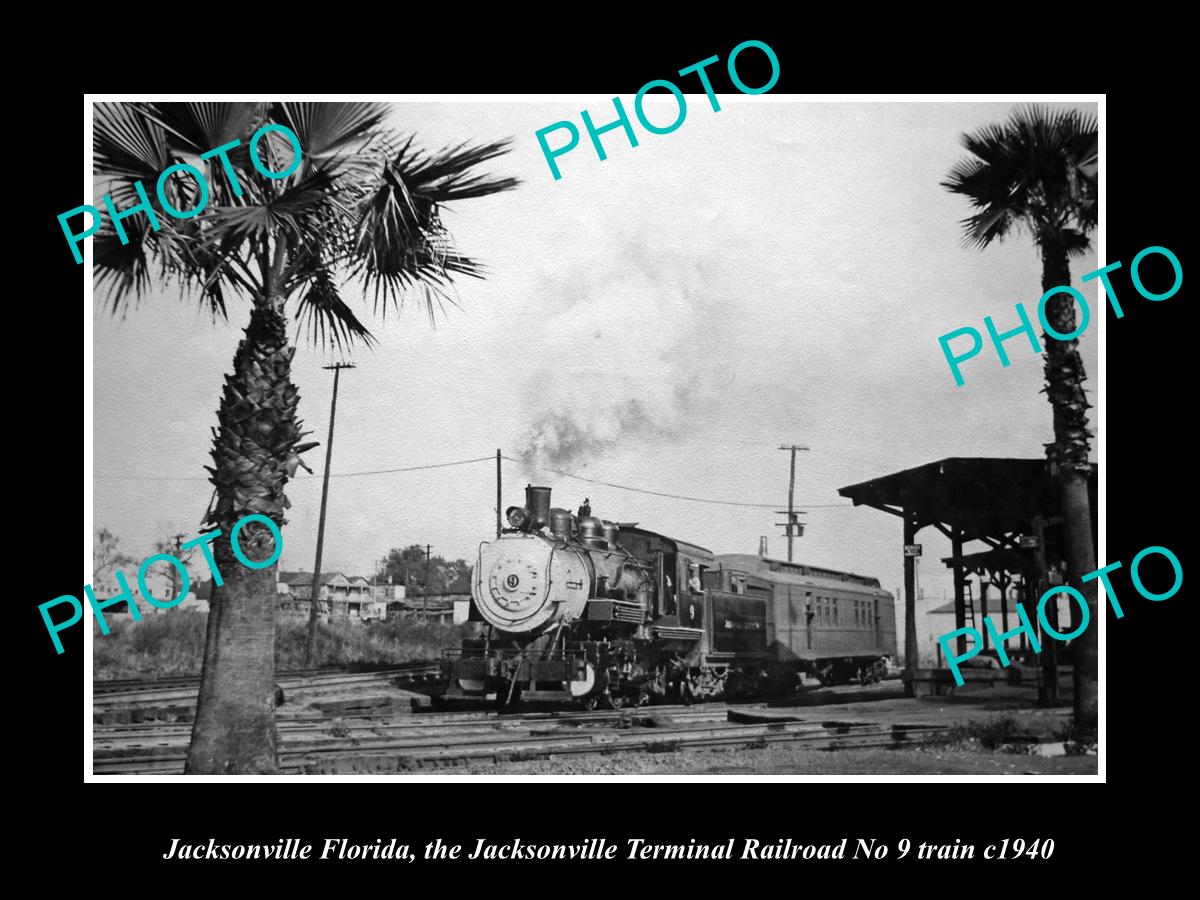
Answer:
186, 303, 302, 774
1039, 243, 1098, 726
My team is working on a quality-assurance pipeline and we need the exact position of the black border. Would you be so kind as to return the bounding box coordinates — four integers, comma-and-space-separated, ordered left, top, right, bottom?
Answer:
22, 22, 1190, 884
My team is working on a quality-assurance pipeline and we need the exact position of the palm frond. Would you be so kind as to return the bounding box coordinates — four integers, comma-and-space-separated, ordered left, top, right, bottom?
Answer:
94, 102, 174, 211
348, 138, 517, 316
92, 100, 520, 341
135, 102, 267, 157
275, 102, 388, 179
1054, 227, 1094, 258
959, 207, 1021, 249
294, 265, 376, 350
943, 104, 1097, 250
94, 216, 155, 313
391, 138, 522, 202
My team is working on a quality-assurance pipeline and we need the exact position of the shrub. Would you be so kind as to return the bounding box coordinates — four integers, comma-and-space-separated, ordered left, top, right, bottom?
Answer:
93, 612, 208, 679
92, 611, 471, 680
1055, 712, 1098, 754
939, 716, 1028, 750
274, 616, 469, 670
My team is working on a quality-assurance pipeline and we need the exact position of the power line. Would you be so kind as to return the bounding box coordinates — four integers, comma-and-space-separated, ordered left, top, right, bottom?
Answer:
95, 455, 496, 482
706, 438, 904, 470
94, 452, 856, 510
317, 455, 496, 478
502, 456, 851, 510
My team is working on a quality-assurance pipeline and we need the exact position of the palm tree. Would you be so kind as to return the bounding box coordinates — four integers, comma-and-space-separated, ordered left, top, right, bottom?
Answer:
942, 105, 1098, 724
94, 102, 518, 773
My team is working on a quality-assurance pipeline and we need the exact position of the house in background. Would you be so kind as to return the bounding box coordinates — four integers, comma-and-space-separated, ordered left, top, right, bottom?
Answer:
346, 576, 386, 620
276, 571, 385, 621
372, 582, 407, 603
372, 582, 408, 617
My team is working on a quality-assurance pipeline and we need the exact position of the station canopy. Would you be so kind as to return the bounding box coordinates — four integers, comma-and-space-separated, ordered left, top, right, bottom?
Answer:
837, 457, 1097, 552
940, 546, 1033, 577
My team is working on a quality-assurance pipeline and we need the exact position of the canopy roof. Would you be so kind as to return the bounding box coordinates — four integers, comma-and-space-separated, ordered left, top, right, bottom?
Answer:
838, 457, 1097, 547
941, 547, 1034, 576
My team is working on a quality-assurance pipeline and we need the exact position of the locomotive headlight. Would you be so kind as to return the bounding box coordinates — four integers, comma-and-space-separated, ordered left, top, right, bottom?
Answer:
506, 506, 529, 529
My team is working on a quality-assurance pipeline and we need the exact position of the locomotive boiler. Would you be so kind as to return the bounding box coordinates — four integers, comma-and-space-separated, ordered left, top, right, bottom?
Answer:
442, 485, 898, 708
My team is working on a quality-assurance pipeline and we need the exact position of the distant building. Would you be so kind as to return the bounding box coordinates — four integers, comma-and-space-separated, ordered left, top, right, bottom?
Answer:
276, 571, 385, 621
389, 593, 466, 625
373, 582, 407, 602
183, 579, 214, 613
925, 590, 1070, 664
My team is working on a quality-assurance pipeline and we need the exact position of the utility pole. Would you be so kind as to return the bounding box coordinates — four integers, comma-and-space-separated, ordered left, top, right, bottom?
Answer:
496, 448, 502, 538
424, 544, 432, 620
169, 533, 186, 604
776, 444, 810, 561
305, 362, 355, 666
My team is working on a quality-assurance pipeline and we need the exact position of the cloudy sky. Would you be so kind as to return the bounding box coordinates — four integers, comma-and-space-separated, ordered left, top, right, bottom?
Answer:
91, 98, 1099, 611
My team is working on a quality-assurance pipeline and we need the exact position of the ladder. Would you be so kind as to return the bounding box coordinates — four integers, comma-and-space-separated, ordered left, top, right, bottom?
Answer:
963, 580, 977, 631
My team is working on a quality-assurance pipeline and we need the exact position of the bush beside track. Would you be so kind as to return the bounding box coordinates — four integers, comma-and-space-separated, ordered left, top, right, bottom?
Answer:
93, 611, 468, 680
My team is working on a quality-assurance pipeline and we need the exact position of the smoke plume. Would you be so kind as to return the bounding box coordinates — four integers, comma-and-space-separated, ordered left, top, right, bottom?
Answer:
516, 245, 732, 478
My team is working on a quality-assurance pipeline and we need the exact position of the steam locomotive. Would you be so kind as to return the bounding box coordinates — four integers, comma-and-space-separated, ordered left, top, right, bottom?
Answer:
442, 485, 896, 708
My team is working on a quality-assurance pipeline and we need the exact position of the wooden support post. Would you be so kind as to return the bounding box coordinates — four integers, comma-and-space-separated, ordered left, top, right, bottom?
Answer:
1022, 576, 1033, 653
903, 511, 919, 697
998, 572, 1011, 658
1033, 514, 1059, 705
979, 579, 990, 651
952, 527, 966, 657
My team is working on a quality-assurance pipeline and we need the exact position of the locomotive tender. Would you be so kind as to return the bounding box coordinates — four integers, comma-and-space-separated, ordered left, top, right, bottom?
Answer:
442, 485, 896, 707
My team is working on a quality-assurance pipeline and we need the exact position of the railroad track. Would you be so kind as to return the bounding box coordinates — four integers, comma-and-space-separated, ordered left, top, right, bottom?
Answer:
93, 663, 442, 706
94, 666, 347, 695
92, 671, 905, 730
95, 704, 744, 742
93, 706, 948, 775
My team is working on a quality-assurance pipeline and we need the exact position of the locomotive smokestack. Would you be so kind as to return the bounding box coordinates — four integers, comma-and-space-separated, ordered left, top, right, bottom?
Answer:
525, 484, 552, 530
